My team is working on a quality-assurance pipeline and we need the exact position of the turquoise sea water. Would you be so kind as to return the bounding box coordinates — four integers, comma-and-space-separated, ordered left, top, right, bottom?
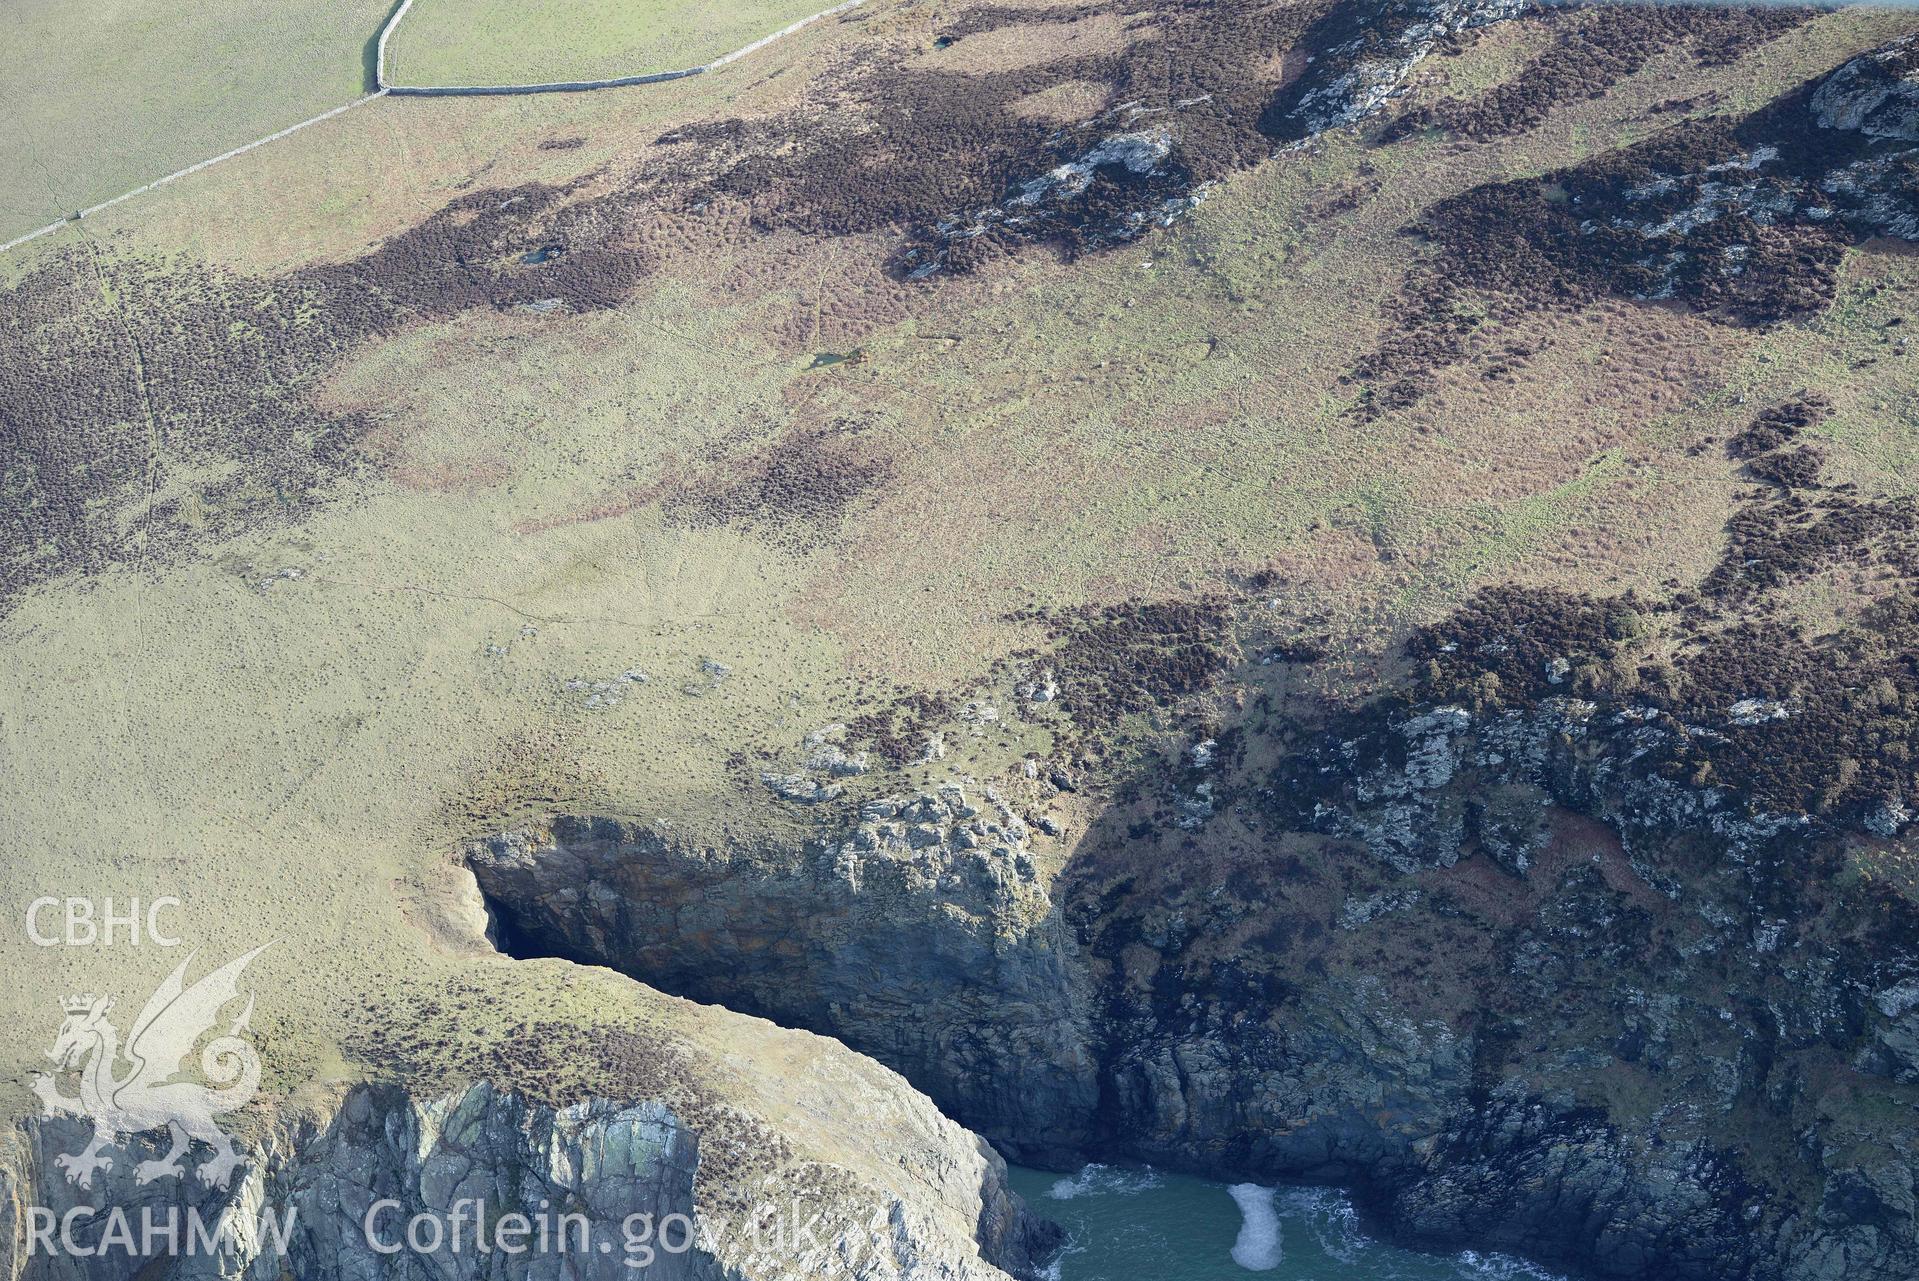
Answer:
1007, 1165, 1567, 1281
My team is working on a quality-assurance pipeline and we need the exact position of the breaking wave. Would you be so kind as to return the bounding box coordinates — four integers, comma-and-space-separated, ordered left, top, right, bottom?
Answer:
1046, 1163, 1164, 1200
1276, 1185, 1366, 1265
1455, 1250, 1569, 1279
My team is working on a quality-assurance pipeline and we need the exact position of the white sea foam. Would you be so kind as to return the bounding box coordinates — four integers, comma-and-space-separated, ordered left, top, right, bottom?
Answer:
1227, 1183, 1283, 1270
1278, 1185, 1367, 1264
1456, 1249, 1570, 1279
1046, 1164, 1163, 1200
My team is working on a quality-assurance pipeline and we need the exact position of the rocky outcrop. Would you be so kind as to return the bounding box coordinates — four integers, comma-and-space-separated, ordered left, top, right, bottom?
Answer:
468, 681, 1919, 1281
902, 0, 1534, 279
898, 127, 1209, 280
1, 1079, 1052, 1280
1259, 0, 1526, 140
468, 788, 1099, 1166
1419, 31, 1919, 333
1809, 32, 1919, 142
1270, 694, 1815, 875
1256, 696, 1919, 1279
1804, 36, 1919, 242
279, 1085, 707, 1281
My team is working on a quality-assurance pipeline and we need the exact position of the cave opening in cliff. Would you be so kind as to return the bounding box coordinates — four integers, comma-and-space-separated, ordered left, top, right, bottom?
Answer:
472, 871, 809, 1039
478, 882, 606, 973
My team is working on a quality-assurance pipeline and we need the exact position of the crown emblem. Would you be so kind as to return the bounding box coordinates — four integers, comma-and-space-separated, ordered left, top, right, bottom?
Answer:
61, 994, 100, 1014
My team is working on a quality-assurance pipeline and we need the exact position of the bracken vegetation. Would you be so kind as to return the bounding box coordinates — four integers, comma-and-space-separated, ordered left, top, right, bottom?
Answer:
0, 0, 1897, 618
0, 180, 651, 609
1381, 3, 1811, 143
1023, 597, 1237, 738
838, 595, 1238, 768
1355, 49, 1913, 415
663, 0, 1317, 272
1404, 397, 1919, 826
659, 420, 895, 549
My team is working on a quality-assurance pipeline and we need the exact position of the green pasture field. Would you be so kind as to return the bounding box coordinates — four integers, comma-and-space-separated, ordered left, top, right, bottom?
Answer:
383, 0, 834, 86
0, 0, 393, 241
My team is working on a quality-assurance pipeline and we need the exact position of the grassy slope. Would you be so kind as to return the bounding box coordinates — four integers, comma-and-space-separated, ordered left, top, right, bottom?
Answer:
0, 0, 393, 242
3, 0, 1918, 1198
384, 0, 833, 85
0, 7, 882, 1119
0, 21, 1025, 1252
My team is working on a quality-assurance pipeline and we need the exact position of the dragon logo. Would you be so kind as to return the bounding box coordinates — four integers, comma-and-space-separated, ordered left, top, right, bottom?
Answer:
31, 944, 270, 1190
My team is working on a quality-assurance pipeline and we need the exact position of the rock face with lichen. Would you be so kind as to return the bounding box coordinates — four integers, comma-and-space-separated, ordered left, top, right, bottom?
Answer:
1256, 700, 1917, 1279
467, 792, 1100, 1163
1414, 32, 1919, 335
272, 1085, 709, 1281
1812, 33, 1919, 141
1260, 0, 1527, 139
0, 1080, 1055, 1280
468, 681, 1919, 1281
899, 129, 1207, 280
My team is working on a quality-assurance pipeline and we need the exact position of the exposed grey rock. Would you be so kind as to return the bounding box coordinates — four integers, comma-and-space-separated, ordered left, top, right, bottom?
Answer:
1338, 887, 1421, 930
1469, 783, 1550, 877
1811, 35, 1919, 142
1172, 780, 1215, 831
467, 790, 1094, 1164
477, 647, 1919, 1281
1023, 134, 1169, 204
1729, 697, 1791, 727
1, 1082, 1043, 1281
901, 123, 1208, 281
1570, 37, 1919, 307
561, 667, 652, 710
805, 726, 871, 778
761, 773, 844, 804
270, 1084, 707, 1281
1865, 798, 1911, 838
1876, 980, 1919, 1021
1018, 671, 1058, 705
1262, 0, 1525, 140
